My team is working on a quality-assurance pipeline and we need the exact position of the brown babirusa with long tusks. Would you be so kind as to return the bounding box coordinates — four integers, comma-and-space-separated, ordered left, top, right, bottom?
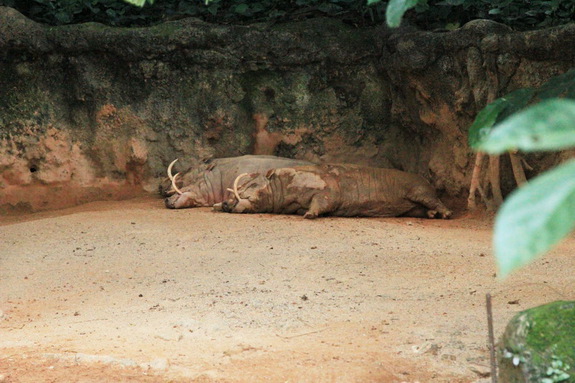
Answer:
218, 164, 452, 219
167, 159, 183, 195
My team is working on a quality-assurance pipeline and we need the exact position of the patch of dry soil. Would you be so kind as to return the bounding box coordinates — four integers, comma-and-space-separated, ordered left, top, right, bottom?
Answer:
1, 196, 574, 382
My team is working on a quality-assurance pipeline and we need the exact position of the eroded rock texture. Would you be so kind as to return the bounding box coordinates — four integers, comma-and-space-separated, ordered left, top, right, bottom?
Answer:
1, 6, 574, 212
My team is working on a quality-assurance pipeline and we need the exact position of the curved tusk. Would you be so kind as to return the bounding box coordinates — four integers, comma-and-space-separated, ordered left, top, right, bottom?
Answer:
232, 173, 249, 201
172, 172, 183, 195
167, 159, 178, 181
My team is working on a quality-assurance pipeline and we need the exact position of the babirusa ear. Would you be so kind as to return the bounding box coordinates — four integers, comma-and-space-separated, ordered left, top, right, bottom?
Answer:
265, 169, 275, 179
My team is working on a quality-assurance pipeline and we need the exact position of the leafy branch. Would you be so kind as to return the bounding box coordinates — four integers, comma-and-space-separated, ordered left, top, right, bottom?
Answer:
469, 69, 575, 277
123, 0, 154, 6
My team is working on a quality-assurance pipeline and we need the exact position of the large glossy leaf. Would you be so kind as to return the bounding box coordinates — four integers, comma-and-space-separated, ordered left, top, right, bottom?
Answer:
468, 98, 512, 148
477, 98, 575, 154
385, 0, 420, 27
122, 0, 154, 6
122, 0, 145, 6
494, 159, 575, 278
468, 88, 534, 149
538, 68, 575, 100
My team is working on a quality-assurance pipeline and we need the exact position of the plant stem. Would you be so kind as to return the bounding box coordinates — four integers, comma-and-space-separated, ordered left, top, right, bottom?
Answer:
486, 293, 498, 383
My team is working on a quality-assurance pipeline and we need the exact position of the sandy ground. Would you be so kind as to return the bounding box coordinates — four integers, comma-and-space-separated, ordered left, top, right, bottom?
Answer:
1, 195, 574, 383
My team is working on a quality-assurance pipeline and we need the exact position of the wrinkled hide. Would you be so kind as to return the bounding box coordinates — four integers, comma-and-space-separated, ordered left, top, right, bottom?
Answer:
219, 164, 452, 219
164, 155, 313, 209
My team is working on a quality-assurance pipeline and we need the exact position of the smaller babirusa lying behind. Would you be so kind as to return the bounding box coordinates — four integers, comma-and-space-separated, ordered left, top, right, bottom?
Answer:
162, 155, 314, 209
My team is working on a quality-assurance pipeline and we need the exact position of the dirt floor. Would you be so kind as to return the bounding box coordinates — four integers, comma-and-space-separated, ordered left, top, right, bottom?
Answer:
1, 195, 574, 383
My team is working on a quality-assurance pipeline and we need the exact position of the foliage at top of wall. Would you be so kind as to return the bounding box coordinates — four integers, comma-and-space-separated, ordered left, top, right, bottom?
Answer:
2, 0, 575, 30
470, 69, 575, 277
413, 0, 575, 31
0, 0, 385, 27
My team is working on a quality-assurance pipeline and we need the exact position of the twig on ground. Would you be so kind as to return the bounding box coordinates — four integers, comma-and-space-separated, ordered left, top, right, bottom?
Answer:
276, 328, 327, 339
486, 293, 498, 383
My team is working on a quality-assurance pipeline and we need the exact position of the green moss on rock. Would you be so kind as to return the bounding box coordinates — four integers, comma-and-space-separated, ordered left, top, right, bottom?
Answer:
498, 301, 575, 383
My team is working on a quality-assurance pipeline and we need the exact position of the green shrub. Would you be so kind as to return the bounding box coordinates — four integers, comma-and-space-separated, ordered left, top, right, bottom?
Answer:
2, 0, 575, 29
412, 0, 575, 31
470, 69, 575, 277
0, 0, 386, 26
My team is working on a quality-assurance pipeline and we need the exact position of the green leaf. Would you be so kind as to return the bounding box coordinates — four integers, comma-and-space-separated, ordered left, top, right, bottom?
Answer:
122, 0, 147, 6
317, 3, 343, 13
468, 88, 535, 148
54, 11, 71, 24
367, 0, 382, 5
386, 0, 420, 27
234, 3, 249, 15
468, 98, 510, 148
478, 98, 575, 154
444, 22, 460, 30
250, 3, 265, 13
437, 0, 465, 6
207, 3, 219, 15
494, 159, 575, 278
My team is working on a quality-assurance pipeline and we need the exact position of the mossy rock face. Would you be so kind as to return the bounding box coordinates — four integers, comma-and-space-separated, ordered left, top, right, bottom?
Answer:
498, 301, 575, 383
3, 6, 575, 211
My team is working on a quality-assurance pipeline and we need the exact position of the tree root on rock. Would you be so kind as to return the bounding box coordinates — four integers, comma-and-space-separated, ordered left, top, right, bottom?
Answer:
467, 151, 528, 211
468, 152, 485, 210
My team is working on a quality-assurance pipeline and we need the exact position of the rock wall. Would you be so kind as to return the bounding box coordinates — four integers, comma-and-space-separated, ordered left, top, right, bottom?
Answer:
1, 6, 574, 212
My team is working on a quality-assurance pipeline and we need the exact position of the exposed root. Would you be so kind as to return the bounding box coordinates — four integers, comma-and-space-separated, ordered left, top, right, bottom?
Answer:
522, 157, 534, 171
468, 152, 485, 210
488, 155, 503, 207
468, 151, 529, 211
509, 151, 527, 186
